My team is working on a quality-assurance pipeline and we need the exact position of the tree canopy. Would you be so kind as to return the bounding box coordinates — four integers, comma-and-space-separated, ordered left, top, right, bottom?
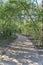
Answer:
0, 0, 42, 45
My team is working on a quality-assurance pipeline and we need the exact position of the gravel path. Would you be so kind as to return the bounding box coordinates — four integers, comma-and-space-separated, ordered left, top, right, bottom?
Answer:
0, 35, 43, 65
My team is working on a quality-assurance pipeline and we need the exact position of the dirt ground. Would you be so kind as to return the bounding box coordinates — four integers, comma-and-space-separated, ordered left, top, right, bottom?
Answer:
0, 34, 43, 65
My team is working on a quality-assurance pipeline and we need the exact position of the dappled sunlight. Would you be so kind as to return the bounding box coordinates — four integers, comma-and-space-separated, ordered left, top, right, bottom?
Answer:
0, 0, 42, 64
0, 35, 43, 65
0, 49, 40, 65
0, 55, 22, 65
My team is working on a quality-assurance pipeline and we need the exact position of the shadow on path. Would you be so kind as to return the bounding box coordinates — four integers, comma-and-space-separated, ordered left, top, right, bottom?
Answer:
0, 34, 43, 65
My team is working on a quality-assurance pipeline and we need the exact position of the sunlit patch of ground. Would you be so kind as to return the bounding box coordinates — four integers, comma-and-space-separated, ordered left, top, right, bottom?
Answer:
0, 35, 43, 65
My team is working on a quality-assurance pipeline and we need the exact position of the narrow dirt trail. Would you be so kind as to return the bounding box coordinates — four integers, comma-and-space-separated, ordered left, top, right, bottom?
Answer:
10, 34, 35, 50
0, 35, 43, 65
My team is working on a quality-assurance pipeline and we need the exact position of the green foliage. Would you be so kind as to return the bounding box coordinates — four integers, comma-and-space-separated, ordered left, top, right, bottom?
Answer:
0, 0, 42, 45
